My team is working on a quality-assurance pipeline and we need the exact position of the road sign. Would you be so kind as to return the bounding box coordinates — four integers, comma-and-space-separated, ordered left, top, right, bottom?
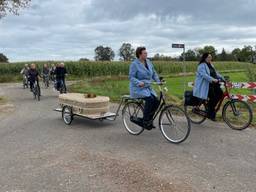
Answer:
172, 44, 185, 49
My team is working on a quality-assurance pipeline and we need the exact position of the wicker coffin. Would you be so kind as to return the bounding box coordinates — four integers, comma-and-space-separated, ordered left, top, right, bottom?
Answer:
59, 93, 109, 115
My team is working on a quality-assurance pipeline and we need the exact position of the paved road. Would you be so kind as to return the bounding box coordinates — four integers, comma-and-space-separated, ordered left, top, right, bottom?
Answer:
0, 83, 256, 192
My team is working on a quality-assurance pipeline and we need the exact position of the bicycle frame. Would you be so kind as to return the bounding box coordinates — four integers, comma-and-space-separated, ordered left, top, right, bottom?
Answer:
111, 83, 169, 121
152, 85, 168, 120
213, 81, 227, 112
197, 81, 236, 115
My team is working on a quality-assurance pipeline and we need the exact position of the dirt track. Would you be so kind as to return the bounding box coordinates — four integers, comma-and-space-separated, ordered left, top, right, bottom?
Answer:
0, 83, 256, 192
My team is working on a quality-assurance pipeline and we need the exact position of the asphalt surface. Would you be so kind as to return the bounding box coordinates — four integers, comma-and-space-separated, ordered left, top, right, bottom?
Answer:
0, 83, 256, 192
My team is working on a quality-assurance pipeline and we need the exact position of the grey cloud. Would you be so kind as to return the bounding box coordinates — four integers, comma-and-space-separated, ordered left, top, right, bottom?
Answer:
85, 0, 256, 25
0, 0, 256, 61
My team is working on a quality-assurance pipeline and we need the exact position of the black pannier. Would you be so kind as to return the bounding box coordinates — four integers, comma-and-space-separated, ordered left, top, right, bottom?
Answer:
184, 90, 201, 106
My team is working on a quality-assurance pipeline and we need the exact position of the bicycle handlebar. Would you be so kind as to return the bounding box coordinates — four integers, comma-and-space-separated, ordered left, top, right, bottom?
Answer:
152, 81, 166, 85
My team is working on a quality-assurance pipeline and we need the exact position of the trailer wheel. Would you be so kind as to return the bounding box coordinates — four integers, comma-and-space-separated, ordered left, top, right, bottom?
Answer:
62, 106, 73, 125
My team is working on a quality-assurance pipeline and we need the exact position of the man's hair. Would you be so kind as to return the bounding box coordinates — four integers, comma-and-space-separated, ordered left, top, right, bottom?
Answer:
136, 47, 146, 59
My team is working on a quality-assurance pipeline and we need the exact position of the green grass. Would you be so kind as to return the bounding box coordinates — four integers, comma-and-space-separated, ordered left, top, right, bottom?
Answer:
69, 72, 256, 126
69, 76, 129, 102
0, 75, 22, 83
69, 72, 256, 101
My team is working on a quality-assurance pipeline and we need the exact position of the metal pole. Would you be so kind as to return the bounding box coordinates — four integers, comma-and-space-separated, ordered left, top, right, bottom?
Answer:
183, 45, 186, 93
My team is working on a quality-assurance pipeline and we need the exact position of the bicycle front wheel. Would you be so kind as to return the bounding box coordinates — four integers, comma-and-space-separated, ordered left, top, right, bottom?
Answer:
122, 101, 144, 135
36, 85, 40, 101
159, 105, 191, 144
222, 99, 253, 130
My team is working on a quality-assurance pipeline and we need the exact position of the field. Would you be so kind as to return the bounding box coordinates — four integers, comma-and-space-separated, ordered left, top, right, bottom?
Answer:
67, 68, 256, 126
0, 61, 254, 82
68, 72, 254, 101
1, 61, 256, 126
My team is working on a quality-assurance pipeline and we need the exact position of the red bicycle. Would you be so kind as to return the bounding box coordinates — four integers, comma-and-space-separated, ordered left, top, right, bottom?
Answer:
185, 77, 253, 130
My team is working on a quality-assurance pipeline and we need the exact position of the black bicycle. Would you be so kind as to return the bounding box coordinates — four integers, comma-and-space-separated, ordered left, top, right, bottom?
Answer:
58, 79, 67, 94
32, 81, 41, 101
22, 75, 29, 89
122, 82, 191, 144
43, 74, 50, 88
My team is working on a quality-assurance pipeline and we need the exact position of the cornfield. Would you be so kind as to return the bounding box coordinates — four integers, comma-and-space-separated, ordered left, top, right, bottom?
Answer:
0, 61, 252, 78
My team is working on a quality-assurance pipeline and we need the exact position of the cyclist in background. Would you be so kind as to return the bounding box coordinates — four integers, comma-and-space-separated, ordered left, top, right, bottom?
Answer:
42, 64, 50, 88
28, 63, 41, 95
50, 63, 56, 83
20, 64, 30, 87
54, 62, 67, 93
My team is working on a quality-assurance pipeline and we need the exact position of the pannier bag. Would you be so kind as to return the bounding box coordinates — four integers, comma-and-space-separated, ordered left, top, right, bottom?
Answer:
184, 90, 201, 106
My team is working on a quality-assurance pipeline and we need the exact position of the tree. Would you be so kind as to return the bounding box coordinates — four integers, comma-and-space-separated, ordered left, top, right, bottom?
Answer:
79, 58, 90, 62
119, 43, 135, 61
0, 53, 8, 63
240, 45, 254, 62
231, 48, 241, 61
152, 53, 161, 60
0, 0, 31, 18
152, 53, 172, 61
218, 48, 229, 61
198, 45, 217, 59
181, 49, 197, 61
94, 46, 115, 61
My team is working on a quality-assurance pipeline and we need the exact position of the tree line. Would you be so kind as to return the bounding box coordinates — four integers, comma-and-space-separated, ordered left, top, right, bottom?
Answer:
179, 45, 256, 62
88, 44, 256, 63
1, 43, 256, 63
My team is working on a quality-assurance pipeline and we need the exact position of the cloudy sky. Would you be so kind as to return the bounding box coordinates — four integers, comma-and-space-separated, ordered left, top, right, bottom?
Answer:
0, 0, 256, 62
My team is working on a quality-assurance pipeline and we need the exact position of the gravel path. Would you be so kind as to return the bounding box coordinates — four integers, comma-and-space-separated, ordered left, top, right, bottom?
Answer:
0, 83, 256, 192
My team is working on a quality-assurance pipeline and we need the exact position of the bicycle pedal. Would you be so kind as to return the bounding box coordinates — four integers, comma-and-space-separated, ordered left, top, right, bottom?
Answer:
192, 109, 207, 116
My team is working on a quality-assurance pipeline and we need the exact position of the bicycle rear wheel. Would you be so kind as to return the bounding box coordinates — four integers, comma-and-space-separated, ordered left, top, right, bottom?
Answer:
184, 104, 207, 124
37, 89, 40, 101
222, 99, 253, 130
159, 105, 191, 144
122, 101, 144, 135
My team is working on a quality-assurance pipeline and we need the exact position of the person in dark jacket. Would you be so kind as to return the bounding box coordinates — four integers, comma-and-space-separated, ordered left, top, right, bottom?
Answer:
50, 63, 56, 82
20, 64, 30, 87
54, 62, 67, 93
28, 63, 41, 95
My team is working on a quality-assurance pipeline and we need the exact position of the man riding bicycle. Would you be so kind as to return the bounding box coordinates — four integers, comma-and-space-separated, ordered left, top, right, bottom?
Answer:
50, 63, 56, 82
54, 62, 67, 93
20, 64, 30, 87
42, 64, 50, 87
28, 63, 41, 95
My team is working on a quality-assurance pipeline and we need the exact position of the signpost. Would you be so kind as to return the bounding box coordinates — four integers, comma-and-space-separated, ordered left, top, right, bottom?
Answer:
172, 43, 186, 92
